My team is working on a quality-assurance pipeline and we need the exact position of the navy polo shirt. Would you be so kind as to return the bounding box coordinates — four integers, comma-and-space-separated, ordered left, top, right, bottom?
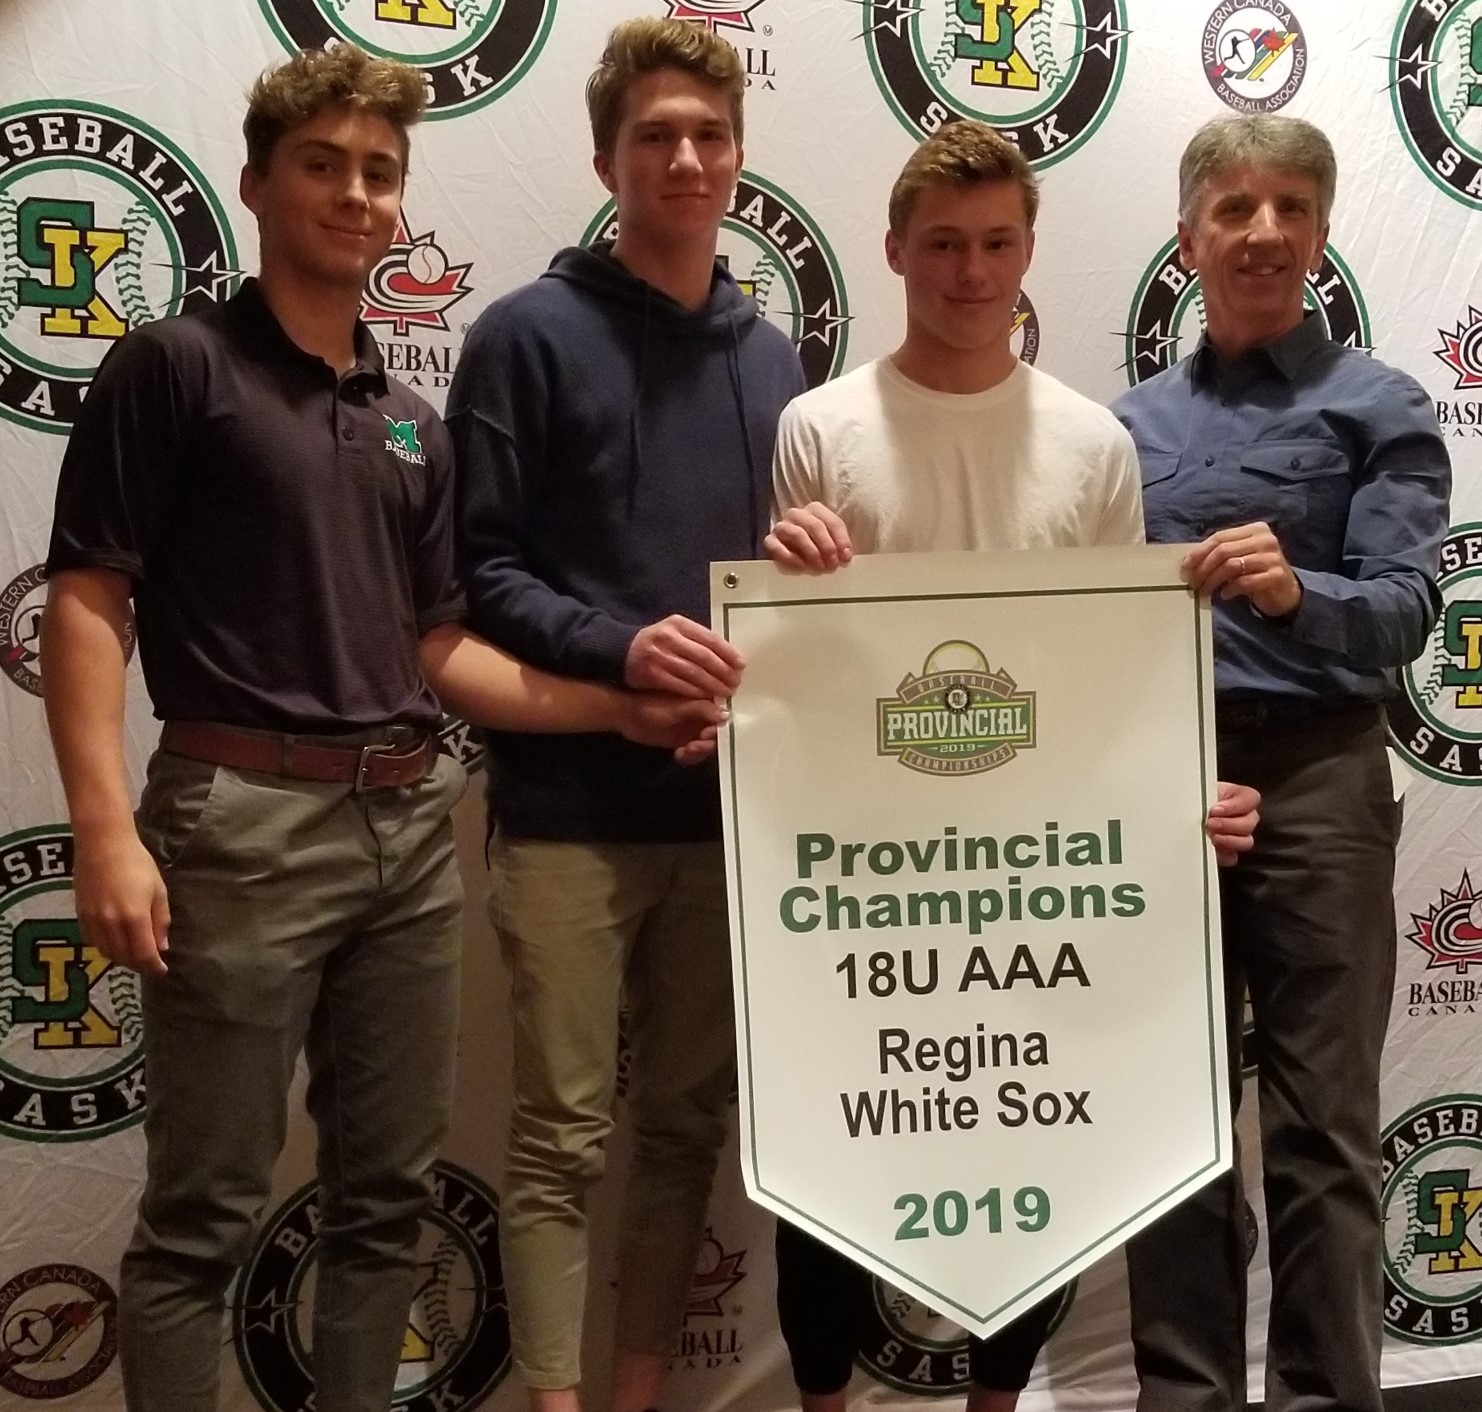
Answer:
47, 279, 464, 732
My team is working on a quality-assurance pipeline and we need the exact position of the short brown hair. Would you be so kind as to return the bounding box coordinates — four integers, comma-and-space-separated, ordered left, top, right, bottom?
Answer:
888, 120, 1040, 235
1178, 114, 1337, 226
586, 17, 744, 157
243, 44, 426, 178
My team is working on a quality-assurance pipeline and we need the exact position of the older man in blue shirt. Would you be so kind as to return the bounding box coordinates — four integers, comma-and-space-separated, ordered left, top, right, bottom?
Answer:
1114, 116, 1450, 1412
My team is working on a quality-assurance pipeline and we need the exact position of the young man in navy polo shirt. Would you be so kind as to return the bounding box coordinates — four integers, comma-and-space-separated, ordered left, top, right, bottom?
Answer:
41, 45, 716, 1412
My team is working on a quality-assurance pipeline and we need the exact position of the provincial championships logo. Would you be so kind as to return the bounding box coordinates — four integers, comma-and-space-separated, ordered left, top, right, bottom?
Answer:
856, 1277, 1075, 1394
1388, 0, 1482, 211
1381, 1095, 1482, 1345
1201, 1, 1307, 113
257, 0, 555, 118
0, 102, 239, 433
582, 173, 849, 388
234, 1161, 510, 1412
860, 0, 1129, 166
1122, 238, 1370, 384
0, 1263, 117, 1398
0, 826, 146, 1142
878, 641, 1037, 777
1390, 523, 1482, 784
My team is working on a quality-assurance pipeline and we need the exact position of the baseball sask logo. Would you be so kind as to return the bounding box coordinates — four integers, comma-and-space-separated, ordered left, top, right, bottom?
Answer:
1382, 1095, 1482, 1345
1122, 238, 1370, 384
437, 713, 485, 772
1434, 304, 1482, 438
1201, 1, 1307, 112
672, 1228, 747, 1370
861, 0, 1129, 167
2, 564, 135, 698
0, 102, 239, 433
0, 826, 146, 1142
0, 1263, 116, 1398
583, 173, 849, 388
878, 641, 1037, 777
234, 1161, 510, 1412
257, 0, 555, 119
1388, 0, 1482, 211
1405, 874, 1482, 1018
856, 1277, 1076, 1394
1390, 523, 1482, 784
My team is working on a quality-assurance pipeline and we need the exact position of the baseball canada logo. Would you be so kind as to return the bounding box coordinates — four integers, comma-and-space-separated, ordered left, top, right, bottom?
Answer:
1405, 874, 1482, 1018
0, 825, 146, 1142
672, 1228, 748, 1370
856, 1276, 1075, 1394
1382, 1095, 1482, 1345
861, 0, 1129, 167
1123, 238, 1370, 385
2, 564, 136, 699
0, 101, 239, 434
1390, 523, 1482, 784
666, 0, 780, 90
234, 1161, 510, 1412
1434, 304, 1482, 437
257, 0, 554, 118
0, 1263, 117, 1398
1201, 2, 1307, 113
878, 641, 1037, 777
583, 173, 849, 388
1389, 0, 1482, 211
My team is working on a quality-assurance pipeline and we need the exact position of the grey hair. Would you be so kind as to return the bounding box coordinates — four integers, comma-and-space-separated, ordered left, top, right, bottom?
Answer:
1178, 115, 1336, 226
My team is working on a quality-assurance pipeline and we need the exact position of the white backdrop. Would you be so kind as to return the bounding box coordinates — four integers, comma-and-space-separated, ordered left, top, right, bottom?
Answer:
1, 1, 1480, 1407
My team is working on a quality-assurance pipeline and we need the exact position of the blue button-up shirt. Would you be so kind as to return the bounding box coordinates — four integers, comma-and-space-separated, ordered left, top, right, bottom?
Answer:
1113, 314, 1451, 703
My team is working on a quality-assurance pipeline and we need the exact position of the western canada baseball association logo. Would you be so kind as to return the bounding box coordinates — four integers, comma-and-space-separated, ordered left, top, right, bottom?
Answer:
1434, 304, 1482, 437
0, 1263, 117, 1398
257, 0, 554, 118
856, 1277, 1076, 1394
0, 102, 239, 434
2, 564, 137, 698
1122, 238, 1370, 384
1388, 0, 1482, 211
1011, 292, 1040, 364
234, 1162, 510, 1411
1382, 1095, 1482, 1345
1201, 1, 1307, 112
0, 826, 146, 1142
861, 0, 1129, 166
1390, 524, 1482, 784
582, 173, 850, 388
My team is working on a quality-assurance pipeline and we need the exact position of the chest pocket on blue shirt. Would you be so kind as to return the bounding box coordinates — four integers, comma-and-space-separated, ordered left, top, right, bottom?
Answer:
1136, 451, 1193, 545
1240, 441, 1351, 569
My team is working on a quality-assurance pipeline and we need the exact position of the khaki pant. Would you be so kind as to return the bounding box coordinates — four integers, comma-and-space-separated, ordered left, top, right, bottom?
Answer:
489, 838, 735, 1389
120, 747, 466, 1412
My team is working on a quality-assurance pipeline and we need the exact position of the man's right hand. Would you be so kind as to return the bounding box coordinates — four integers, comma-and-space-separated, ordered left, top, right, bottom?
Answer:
73, 828, 170, 975
625, 615, 744, 698
764, 502, 853, 573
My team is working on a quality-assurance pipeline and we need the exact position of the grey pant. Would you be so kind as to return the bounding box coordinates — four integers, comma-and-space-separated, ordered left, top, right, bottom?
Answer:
1128, 706, 1400, 1412
120, 746, 466, 1412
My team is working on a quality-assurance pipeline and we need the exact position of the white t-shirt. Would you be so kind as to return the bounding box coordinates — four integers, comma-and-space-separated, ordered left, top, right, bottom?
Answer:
772, 356, 1145, 551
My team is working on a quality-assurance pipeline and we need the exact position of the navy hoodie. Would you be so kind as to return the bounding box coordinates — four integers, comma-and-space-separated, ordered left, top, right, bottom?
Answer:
447, 243, 806, 841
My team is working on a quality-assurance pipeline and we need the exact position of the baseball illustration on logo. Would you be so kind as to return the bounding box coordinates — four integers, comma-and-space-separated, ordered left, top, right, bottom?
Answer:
234, 1161, 510, 1412
583, 173, 850, 388
1390, 524, 1482, 784
0, 102, 239, 433
1389, 0, 1482, 211
1381, 1095, 1482, 1345
0, 1263, 117, 1398
861, 0, 1129, 166
1123, 238, 1369, 385
1409, 873, 1482, 975
1201, 1, 1307, 112
257, 0, 555, 119
0, 826, 146, 1142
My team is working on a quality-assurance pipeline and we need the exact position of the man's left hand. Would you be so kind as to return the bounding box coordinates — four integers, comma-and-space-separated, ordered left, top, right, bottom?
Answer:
1183, 522, 1302, 619
1207, 780, 1260, 867
616, 690, 726, 760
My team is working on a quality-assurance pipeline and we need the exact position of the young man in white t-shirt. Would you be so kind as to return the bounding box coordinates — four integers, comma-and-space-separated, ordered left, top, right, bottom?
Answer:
764, 120, 1260, 1412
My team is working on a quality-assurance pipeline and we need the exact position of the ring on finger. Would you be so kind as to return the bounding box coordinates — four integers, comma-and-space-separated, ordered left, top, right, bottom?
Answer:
1235, 555, 1246, 576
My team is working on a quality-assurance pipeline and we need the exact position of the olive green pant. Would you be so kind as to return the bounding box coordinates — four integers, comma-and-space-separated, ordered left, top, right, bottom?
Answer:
120, 747, 466, 1412
489, 838, 735, 1390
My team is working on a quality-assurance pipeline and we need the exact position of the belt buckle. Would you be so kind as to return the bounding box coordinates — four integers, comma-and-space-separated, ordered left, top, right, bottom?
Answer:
355, 741, 398, 792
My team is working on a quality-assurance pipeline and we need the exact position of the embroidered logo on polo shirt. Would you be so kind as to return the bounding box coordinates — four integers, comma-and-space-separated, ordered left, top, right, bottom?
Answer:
1387, 0, 1482, 213
582, 171, 851, 389
1201, 1, 1308, 113
1121, 238, 1370, 385
0, 1262, 117, 1398
385, 416, 428, 465
255, 0, 555, 120
0, 103, 240, 434
859, 0, 1128, 169
233, 1161, 511, 1411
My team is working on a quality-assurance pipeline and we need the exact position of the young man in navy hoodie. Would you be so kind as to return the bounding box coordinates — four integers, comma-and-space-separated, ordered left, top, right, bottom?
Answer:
446, 17, 806, 1412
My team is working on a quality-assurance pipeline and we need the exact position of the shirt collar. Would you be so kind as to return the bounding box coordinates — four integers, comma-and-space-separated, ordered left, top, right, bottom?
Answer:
232, 277, 387, 387
1190, 310, 1328, 387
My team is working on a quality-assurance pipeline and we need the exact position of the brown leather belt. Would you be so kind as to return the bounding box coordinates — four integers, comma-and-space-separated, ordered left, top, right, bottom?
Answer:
160, 721, 433, 790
